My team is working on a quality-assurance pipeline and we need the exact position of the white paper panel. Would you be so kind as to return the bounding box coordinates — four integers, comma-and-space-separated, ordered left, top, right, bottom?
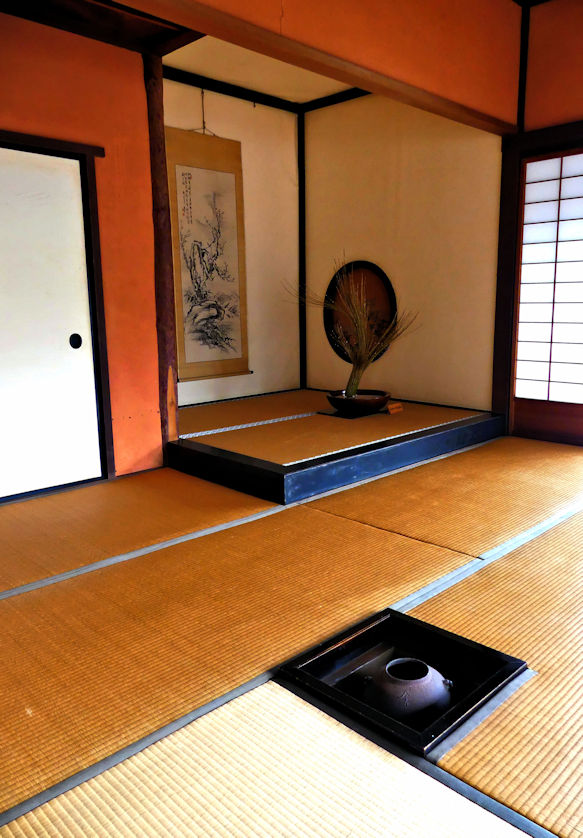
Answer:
558, 219, 583, 241
523, 221, 557, 244
522, 242, 557, 263
552, 323, 583, 342
520, 263, 556, 284
525, 180, 560, 203
0, 147, 101, 497
516, 360, 549, 381
559, 197, 583, 220
515, 379, 548, 399
520, 283, 554, 303
516, 341, 551, 361
560, 175, 583, 199
550, 362, 583, 384
518, 322, 552, 342
552, 343, 583, 363
518, 303, 553, 322
549, 381, 583, 403
556, 262, 583, 282
555, 283, 583, 302
562, 153, 583, 178
553, 302, 583, 322
525, 158, 561, 182
524, 201, 559, 224
557, 240, 583, 261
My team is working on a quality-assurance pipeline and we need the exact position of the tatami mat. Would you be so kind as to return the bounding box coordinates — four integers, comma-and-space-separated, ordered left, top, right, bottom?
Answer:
311, 436, 583, 556
0, 468, 275, 591
0, 506, 469, 814
178, 389, 329, 436
0, 682, 523, 838
411, 510, 583, 838
200, 404, 480, 465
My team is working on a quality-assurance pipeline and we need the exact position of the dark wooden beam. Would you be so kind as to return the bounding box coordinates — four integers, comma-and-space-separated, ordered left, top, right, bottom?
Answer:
301, 88, 370, 114
0, 0, 203, 55
297, 111, 307, 389
517, 4, 530, 132
163, 66, 300, 113
143, 53, 178, 447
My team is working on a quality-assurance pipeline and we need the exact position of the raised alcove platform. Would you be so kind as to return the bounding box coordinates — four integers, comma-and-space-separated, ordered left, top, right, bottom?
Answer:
168, 391, 504, 504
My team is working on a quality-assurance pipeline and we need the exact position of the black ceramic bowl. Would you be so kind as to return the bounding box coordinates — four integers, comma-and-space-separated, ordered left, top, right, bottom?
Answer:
327, 389, 391, 417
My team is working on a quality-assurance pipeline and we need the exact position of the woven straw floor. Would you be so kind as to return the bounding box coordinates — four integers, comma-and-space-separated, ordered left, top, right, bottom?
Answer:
200, 404, 480, 465
311, 436, 583, 556
178, 389, 329, 436
0, 506, 468, 813
0, 468, 274, 592
0, 682, 523, 838
411, 510, 583, 838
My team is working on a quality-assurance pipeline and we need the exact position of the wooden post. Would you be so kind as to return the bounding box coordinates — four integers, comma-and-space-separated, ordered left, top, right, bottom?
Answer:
142, 52, 179, 447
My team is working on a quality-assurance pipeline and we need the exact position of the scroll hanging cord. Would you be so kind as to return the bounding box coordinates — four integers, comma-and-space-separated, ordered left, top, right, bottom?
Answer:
193, 89, 216, 136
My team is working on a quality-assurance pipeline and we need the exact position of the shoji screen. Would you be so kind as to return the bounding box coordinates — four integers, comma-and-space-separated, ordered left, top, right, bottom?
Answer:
516, 153, 583, 404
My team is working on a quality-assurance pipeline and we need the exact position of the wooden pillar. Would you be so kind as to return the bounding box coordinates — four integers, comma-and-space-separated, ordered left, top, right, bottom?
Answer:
142, 52, 178, 448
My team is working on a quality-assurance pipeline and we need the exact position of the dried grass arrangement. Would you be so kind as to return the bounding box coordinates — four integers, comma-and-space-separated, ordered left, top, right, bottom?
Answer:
323, 264, 417, 398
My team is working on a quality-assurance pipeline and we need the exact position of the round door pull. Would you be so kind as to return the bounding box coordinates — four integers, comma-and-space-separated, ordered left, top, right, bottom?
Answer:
69, 333, 82, 349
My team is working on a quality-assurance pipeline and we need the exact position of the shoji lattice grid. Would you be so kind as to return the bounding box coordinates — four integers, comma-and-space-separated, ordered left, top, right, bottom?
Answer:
516, 153, 583, 403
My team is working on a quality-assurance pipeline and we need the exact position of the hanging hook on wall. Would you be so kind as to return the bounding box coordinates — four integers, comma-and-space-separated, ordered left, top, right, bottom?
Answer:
191, 88, 217, 136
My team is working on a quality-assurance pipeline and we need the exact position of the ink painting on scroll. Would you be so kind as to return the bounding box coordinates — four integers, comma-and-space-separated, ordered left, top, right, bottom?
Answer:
166, 127, 249, 381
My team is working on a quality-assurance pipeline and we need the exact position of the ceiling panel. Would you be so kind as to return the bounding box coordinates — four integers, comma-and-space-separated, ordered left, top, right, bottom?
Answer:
164, 36, 350, 103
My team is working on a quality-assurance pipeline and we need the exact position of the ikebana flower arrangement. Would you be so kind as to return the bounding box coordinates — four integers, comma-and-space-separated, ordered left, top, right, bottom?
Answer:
317, 260, 417, 416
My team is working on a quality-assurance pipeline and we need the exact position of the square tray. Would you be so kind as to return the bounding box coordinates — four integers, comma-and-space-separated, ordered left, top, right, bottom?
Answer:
277, 608, 527, 755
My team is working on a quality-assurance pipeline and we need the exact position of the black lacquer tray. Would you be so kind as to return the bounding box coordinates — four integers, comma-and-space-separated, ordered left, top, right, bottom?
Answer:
276, 608, 527, 755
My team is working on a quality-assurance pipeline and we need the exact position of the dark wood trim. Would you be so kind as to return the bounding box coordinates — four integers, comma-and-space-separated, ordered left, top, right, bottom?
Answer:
511, 0, 553, 7
80, 155, 115, 477
0, 0, 202, 56
492, 141, 522, 423
167, 413, 503, 504
513, 399, 583, 446
297, 111, 307, 389
163, 66, 300, 113
505, 119, 583, 156
301, 89, 370, 113
143, 53, 178, 447
517, 4, 530, 133
136, 0, 515, 134
493, 120, 583, 428
0, 130, 104, 159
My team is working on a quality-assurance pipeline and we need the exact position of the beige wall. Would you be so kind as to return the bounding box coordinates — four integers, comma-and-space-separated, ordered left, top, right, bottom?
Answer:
306, 96, 502, 410
164, 81, 299, 405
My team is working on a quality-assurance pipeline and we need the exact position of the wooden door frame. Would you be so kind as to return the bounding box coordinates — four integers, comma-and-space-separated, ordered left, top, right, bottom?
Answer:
0, 129, 115, 484
492, 119, 583, 442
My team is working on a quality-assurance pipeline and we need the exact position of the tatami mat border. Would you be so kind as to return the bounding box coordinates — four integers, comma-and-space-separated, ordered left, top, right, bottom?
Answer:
0, 673, 273, 827
180, 411, 317, 438
277, 680, 555, 838
0, 442, 485, 601
0, 506, 285, 602
425, 669, 537, 764
4, 439, 583, 609
478, 497, 583, 563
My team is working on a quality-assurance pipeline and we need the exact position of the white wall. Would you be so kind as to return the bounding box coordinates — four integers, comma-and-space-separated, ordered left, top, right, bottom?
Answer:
164, 81, 299, 405
306, 95, 502, 410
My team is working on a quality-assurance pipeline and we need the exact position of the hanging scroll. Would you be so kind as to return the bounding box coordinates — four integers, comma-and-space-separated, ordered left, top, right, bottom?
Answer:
165, 127, 249, 381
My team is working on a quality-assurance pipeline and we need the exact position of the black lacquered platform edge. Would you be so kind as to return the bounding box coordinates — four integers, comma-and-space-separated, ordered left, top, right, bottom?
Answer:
166, 413, 504, 504
275, 608, 527, 756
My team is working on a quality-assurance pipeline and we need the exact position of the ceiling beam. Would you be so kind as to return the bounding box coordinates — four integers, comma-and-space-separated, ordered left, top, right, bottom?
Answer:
0, 0, 204, 55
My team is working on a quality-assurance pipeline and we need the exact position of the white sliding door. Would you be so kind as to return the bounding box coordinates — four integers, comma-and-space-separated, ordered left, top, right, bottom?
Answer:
0, 146, 102, 498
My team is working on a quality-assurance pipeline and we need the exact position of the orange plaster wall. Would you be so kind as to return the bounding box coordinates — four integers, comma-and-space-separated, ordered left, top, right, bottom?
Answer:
134, 0, 521, 124
0, 14, 162, 474
526, 0, 583, 130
